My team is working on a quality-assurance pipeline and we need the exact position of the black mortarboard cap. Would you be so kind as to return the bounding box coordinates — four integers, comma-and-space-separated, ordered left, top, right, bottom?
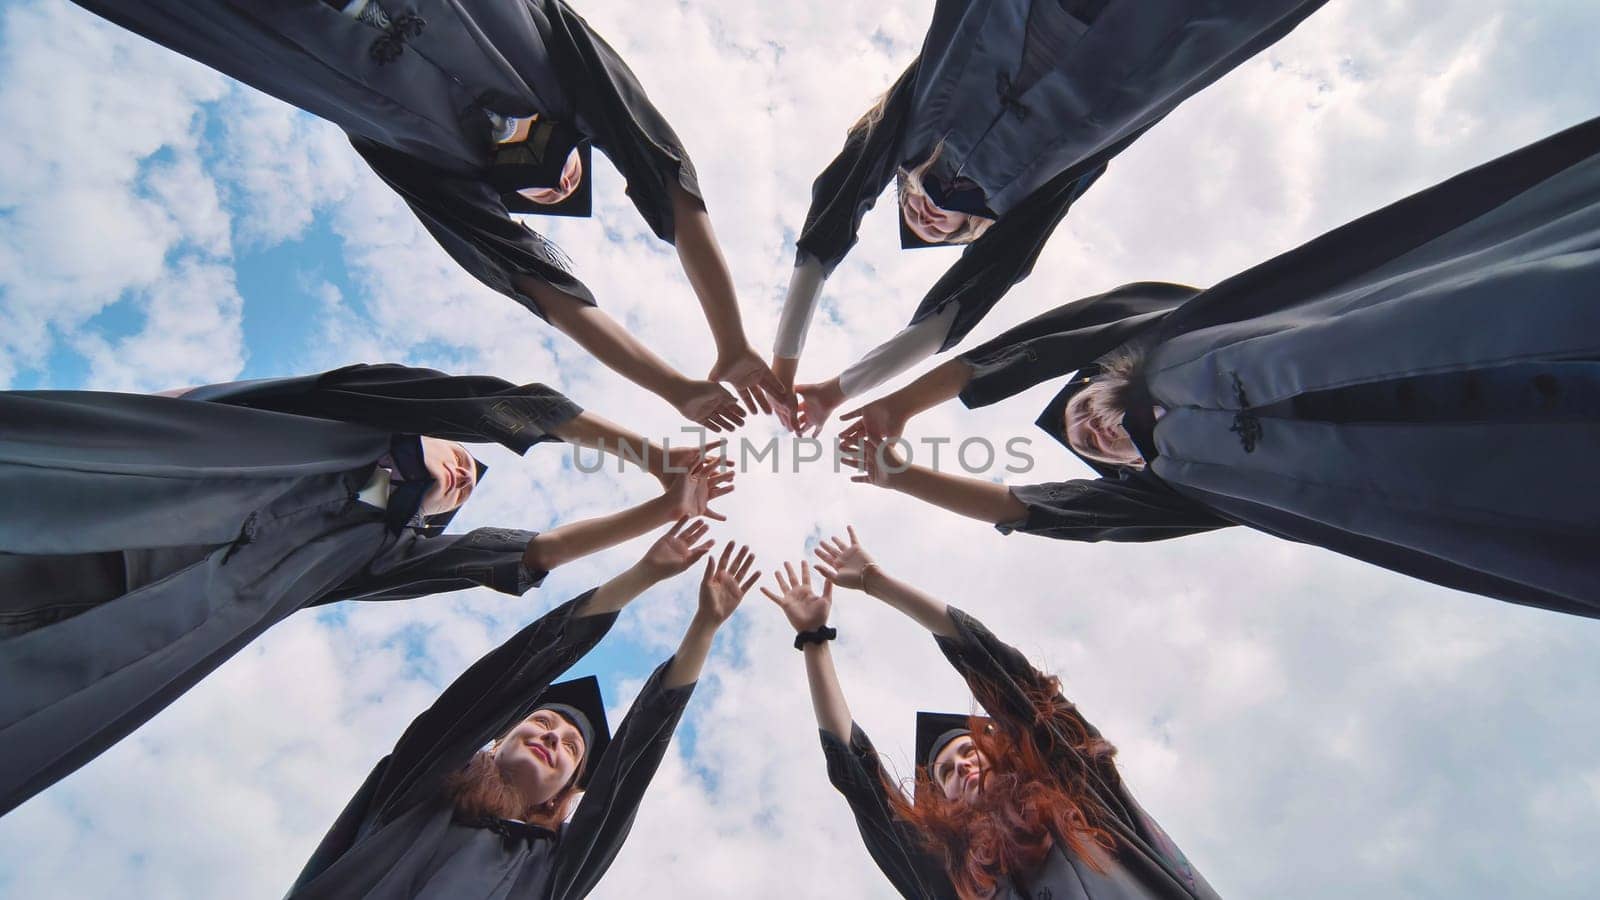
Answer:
488, 115, 593, 219
533, 675, 612, 789
915, 711, 974, 777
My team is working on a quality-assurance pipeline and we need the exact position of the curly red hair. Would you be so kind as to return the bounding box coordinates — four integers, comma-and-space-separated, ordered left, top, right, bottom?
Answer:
884, 678, 1121, 899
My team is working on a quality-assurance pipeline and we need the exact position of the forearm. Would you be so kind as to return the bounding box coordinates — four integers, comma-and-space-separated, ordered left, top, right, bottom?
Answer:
888, 465, 1029, 527
576, 561, 662, 618
523, 276, 691, 403
802, 642, 854, 740
671, 184, 750, 358
549, 410, 669, 479
862, 566, 955, 638
663, 614, 720, 688
524, 494, 675, 572
890, 356, 975, 419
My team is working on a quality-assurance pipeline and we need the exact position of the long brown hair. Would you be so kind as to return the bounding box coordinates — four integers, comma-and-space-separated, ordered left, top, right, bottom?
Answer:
883, 679, 1121, 899
444, 749, 584, 829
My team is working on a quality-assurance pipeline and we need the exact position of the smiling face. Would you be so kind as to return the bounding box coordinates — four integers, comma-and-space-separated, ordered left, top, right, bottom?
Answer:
517, 148, 583, 206
492, 708, 587, 809
1063, 382, 1144, 468
418, 436, 478, 517
933, 735, 990, 806
901, 187, 977, 243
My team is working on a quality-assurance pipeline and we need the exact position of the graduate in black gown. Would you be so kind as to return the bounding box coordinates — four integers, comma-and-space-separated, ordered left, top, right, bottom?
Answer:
772, 0, 1329, 434
67, 0, 790, 427
764, 528, 1216, 899
838, 117, 1600, 618
286, 525, 760, 899
0, 363, 735, 816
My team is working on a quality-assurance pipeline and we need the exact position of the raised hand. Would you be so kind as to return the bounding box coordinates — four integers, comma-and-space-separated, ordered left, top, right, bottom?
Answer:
761, 559, 833, 632
656, 438, 728, 490
710, 346, 793, 421
795, 377, 845, 437
837, 434, 908, 488
838, 396, 908, 444
673, 379, 747, 433
639, 517, 716, 580
698, 542, 760, 626
666, 456, 735, 522
811, 526, 878, 591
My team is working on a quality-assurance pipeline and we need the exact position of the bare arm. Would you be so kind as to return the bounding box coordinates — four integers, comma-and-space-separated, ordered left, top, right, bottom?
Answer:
549, 410, 727, 487
519, 275, 746, 433
764, 560, 853, 739
524, 494, 677, 574
576, 517, 714, 618
671, 184, 791, 418
664, 542, 760, 688
526, 458, 734, 572
839, 356, 975, 443
813, 527, 955, 639
840, 437, 1029, 526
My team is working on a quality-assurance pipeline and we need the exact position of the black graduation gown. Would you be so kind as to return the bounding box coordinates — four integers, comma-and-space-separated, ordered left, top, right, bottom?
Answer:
0, 364, 582, 815
822, 607, 1218, 900
70, 0, 701, 317
286, 592, 695, 899
794, 0, 1326, 349
958, 117, 1600, 617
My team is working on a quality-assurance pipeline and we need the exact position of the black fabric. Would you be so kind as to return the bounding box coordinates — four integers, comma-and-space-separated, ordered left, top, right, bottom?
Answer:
795, 0, 1326, 349
983, 117, 1600, 615
71, 0, 701, 321
0, 366, 577, 814
287, 595, 696, 900
793, 625, 838, 650
821, 608, 1218, 899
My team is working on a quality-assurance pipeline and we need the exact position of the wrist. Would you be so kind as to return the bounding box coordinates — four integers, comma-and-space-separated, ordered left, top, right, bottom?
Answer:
624, 560, 667, 588
861, 563, 886, 597
688, 611, 724, 635
644, 493, 679, 524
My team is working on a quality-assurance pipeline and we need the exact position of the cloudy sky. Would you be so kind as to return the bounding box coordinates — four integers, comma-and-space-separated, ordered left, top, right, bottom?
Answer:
3, 1, 1599, 897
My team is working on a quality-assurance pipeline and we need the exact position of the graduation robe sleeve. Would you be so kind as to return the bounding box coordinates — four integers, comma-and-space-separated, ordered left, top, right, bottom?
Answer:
319, 527, 546, 605
350, 135, 597, 319
184, 363, 584, 455
820, 724, 960, 900
956, 282, 1199, 409
547, 658, 696, 900
290, 591, 618, 892
793, 60, 921, 275
998, 477, 1231, 543
934, 607, 1217, 897
545, 0, 703, 243
914, 160, 1107, 350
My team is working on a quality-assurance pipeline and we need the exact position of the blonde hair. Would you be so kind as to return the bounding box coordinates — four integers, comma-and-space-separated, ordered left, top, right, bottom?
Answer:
1063, 349, 1144, 468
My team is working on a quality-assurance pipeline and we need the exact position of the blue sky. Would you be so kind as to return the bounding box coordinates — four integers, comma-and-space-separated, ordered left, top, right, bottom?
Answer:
4, 1, 1600, 898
